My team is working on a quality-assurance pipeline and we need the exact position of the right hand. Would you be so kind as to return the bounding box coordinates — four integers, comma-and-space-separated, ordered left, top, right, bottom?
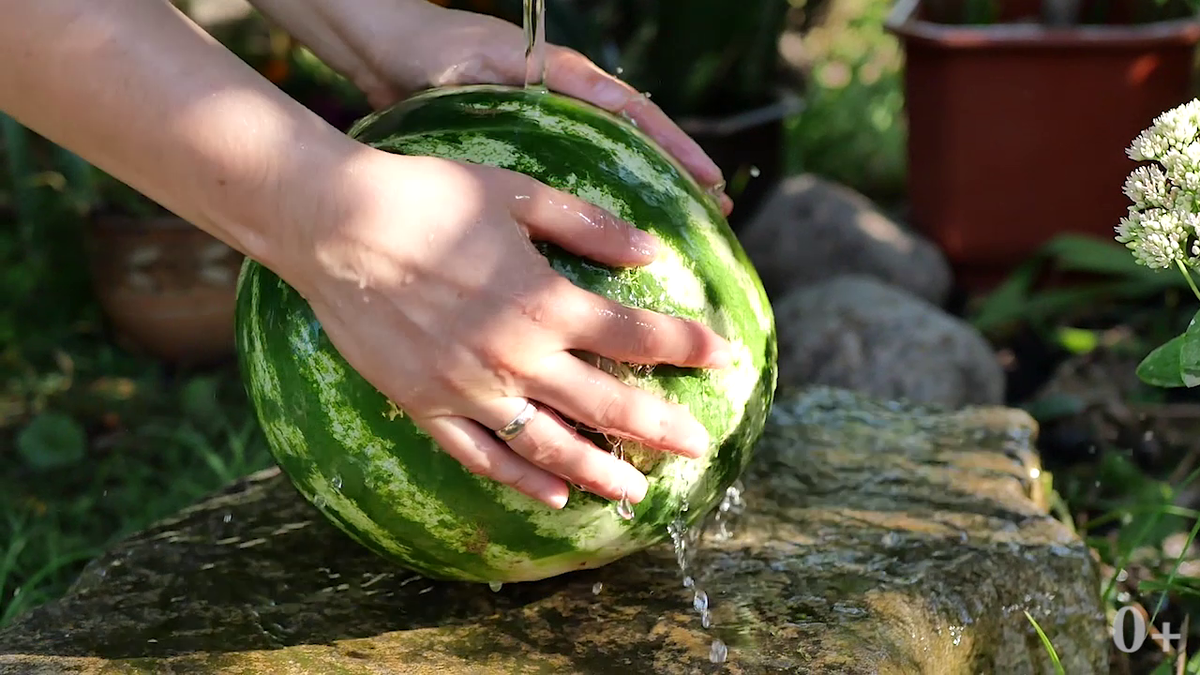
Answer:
284, 149, 732, 510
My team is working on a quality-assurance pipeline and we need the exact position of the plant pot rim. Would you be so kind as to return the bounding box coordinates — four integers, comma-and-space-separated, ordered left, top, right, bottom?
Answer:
885, 0, 1200, 49
676, 88, 805, 137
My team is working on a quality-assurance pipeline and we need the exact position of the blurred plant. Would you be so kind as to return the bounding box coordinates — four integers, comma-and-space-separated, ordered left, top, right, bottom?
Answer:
1113, 100, 1200, 389
785, 0, 907, 202
598, 0, 792, 117
432, 0, 792, 117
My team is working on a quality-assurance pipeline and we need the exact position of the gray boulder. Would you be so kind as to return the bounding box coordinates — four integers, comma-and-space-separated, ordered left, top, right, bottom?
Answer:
739, 174, 952, 304
774, 274, 1005, 407
0, 388, 1106, 674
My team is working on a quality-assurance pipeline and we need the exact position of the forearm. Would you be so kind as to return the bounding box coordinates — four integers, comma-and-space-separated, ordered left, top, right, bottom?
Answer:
0, 0, 364, 271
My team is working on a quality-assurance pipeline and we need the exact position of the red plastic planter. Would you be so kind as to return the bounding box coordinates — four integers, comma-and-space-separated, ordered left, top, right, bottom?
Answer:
886, 0, 1200, 292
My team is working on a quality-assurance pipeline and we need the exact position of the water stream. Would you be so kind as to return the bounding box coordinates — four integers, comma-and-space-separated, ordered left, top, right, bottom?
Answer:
522, 0, 547, 90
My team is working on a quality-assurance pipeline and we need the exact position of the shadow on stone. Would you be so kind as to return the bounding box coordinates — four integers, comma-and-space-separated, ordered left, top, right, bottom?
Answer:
0, 387, 1109, 674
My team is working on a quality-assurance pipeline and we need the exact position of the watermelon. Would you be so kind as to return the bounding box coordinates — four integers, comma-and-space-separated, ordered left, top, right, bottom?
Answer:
234, 84, 777, 584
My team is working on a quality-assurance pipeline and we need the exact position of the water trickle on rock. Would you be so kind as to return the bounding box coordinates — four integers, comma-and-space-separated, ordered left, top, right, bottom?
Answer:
663, 483, 749, 662
522, 0, 547, 90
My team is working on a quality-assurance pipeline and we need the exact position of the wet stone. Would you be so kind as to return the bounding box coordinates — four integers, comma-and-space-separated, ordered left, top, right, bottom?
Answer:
0, 387, 1108, 674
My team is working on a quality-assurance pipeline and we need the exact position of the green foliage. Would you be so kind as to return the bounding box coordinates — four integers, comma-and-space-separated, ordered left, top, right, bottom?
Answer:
784, 0, 907, 202
445, 0, 792, 117
1024, 611, 1067, 675
603, 0, 792, 116
969, 234, 1191, 336
16, 412, 86, 472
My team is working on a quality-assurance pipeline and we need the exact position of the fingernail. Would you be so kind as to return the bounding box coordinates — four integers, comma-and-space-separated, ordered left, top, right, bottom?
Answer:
630, 228, 659, 258
708, 347, 733, 369
623, 471, 649, 503
591, 81, 632, 111
548, 492, 568, 509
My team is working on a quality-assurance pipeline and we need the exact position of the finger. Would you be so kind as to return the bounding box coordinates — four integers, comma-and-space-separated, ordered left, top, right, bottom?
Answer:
524, 352, 712, 459
476, 397, 648, 504
543, 47, 726, 191
548, 279, 731, 369
718, 193, 734, 217
506, 177, 660, 268
418, 415, 569, 509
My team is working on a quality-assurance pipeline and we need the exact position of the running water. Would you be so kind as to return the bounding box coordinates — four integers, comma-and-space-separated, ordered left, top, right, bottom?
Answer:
523, 0, 547, 89
665, 482, 747, 665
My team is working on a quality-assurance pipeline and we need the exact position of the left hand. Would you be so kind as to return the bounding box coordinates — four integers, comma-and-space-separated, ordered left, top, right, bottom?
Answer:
243, 0, 733, 214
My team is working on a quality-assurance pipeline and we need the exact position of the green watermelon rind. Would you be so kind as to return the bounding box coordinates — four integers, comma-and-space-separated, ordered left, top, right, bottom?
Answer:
235, 84, 777, 583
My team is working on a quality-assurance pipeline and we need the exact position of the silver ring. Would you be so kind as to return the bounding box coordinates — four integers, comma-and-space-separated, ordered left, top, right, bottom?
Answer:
495, 400, 537, 441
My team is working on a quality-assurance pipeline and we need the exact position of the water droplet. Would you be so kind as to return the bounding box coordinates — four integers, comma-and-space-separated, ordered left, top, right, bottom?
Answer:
709, 640, 728, 663
683, 576, 694, 588
616, 66, 625, 75
749, 165, 761, 178
693, 590, 709, 613
615, 490, 635, 520
223, 513, 232, 524
592, 582, 603, 595
313, 496, 327, 509
489, 582, 503, 592
332, 475, 343, 490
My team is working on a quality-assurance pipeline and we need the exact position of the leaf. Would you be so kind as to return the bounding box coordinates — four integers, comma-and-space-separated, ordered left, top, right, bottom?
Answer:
1181, 309, 1200, 387
1041, 234, 1177, 282
16, 411, 87, 471
1137, 334, 1189, 388
180, 375, 222, 425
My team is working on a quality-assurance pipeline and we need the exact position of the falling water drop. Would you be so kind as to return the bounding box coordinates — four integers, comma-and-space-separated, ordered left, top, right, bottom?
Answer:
489, 582, 503, 592
709, 639, 728, 663
592, 582, 604, 595
522, 0, 547, 89
616, 493, 635, 520
749, 165, 761, 178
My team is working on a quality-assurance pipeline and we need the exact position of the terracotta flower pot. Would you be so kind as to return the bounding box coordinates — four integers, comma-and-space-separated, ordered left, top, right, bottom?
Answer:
86, 213, 244, 366
886, 0, 1200, 292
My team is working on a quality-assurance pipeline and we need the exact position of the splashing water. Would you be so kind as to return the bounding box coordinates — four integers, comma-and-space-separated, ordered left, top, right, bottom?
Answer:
664, 483, 749, 664
523, 0, 547, 89
711, 481, 746, 541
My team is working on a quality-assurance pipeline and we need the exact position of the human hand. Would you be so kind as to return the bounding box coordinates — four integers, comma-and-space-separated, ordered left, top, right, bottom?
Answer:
245, 0, 733, 214
282, 150, 732, 509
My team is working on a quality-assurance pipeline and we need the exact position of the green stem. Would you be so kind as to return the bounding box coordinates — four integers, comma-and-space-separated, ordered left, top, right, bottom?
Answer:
1177, 259, 1200, 302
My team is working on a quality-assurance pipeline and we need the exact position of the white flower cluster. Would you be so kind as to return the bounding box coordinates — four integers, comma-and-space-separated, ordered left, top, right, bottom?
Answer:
1117, 99, 1200, 270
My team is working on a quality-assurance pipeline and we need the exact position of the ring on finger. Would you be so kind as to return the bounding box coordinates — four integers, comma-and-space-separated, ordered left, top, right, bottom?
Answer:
495, 399, 538, 442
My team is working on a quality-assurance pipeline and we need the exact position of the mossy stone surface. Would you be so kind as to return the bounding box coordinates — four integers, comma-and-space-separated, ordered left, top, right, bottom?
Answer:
0, 388, 1108, 674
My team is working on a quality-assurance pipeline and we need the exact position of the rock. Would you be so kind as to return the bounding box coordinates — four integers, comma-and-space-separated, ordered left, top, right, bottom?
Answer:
0, 388, 1106, 674
774, 275, 1005, 407
739, 174, 952, 304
